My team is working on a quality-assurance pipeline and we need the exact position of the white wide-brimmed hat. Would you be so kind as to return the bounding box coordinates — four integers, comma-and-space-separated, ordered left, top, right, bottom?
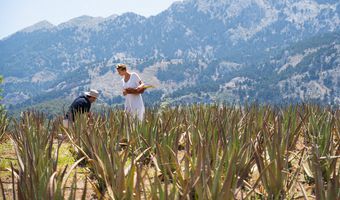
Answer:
84, 89, 99, 98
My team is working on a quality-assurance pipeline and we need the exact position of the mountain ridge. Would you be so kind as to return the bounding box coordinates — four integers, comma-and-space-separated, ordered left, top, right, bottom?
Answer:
1, 0, 339, 113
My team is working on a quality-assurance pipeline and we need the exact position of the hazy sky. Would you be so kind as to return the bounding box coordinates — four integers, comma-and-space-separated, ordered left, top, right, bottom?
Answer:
0, 0, 180, 39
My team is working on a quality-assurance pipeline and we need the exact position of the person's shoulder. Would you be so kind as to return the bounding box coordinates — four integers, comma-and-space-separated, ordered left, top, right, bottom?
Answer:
75, 95, 88, 103
131, 72, 141, 79
73, 95, 82, 102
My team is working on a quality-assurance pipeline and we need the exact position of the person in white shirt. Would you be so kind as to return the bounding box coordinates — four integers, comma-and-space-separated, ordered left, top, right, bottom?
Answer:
116, 64, 145, 121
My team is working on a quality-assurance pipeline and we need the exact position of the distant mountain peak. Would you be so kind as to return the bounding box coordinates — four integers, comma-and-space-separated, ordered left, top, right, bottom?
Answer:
21, 20, 55, 33
106, 14, 119, 21
117, 12, 146, 20
57, 15, 106, 29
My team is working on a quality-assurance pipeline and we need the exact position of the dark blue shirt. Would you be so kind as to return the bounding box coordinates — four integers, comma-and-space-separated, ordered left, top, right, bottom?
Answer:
66, 95, 91, 121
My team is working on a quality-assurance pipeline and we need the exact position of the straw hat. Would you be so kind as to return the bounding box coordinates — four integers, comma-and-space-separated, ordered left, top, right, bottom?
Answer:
84, 89, 99, 98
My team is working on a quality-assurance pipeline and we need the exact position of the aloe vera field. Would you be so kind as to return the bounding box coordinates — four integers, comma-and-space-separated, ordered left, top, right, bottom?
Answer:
0, 104, 339, 199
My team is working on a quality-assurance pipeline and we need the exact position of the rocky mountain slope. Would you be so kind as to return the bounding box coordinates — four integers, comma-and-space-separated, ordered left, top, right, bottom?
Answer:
0, 0, 339, 112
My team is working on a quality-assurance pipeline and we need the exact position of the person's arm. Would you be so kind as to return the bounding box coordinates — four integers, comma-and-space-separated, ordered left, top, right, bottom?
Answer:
124, 73, 145, 94
124, 86, 145, 94
136, 81, 145, 92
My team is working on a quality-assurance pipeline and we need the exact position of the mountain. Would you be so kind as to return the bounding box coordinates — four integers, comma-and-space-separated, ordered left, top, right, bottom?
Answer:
216, 32, 340, 105
0, 0, 339, 113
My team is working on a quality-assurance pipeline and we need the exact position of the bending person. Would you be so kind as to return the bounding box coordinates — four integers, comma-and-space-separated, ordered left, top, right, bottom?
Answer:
116, 64, 145, 121
65, 89, 99, 123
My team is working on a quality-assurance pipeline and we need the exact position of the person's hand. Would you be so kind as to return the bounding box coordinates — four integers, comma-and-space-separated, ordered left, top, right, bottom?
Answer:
136, 85, 145, 94
123, 89, 128, 96
88, 112, 94, 125
124, 87, 145, 94
87, 112, 92, 118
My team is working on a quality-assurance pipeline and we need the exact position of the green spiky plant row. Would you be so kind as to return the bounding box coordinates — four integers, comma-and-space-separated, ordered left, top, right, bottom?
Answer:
1, 111, 86, 200
1, 104, 339, 200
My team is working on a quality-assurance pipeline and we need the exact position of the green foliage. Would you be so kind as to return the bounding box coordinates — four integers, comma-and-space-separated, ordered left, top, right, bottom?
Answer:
9, 98, 72, 120
0, 109, 8, 142
0, 76, 8, 142
303, 106, 340, 200
1, 111, 87, 200
61, 104, 339, 199
1, 103, 339, 199
0, 75, 3, 104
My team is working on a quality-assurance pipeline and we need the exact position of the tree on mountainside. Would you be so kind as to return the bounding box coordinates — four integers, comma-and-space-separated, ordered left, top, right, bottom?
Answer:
0, 75, 8, 141
0, 76, 4, 109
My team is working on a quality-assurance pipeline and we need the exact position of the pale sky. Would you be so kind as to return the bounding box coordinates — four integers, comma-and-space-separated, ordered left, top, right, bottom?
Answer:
0, 0, 180, 39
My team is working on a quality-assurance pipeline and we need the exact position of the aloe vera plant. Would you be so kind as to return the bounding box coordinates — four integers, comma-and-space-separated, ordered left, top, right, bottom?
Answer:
252, 106, 307, 199
0, 108, 8, 142
303, 105, 340, 200
54, 104, 339, 199
63, 110, 147, 199
3, 111, 85, 200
